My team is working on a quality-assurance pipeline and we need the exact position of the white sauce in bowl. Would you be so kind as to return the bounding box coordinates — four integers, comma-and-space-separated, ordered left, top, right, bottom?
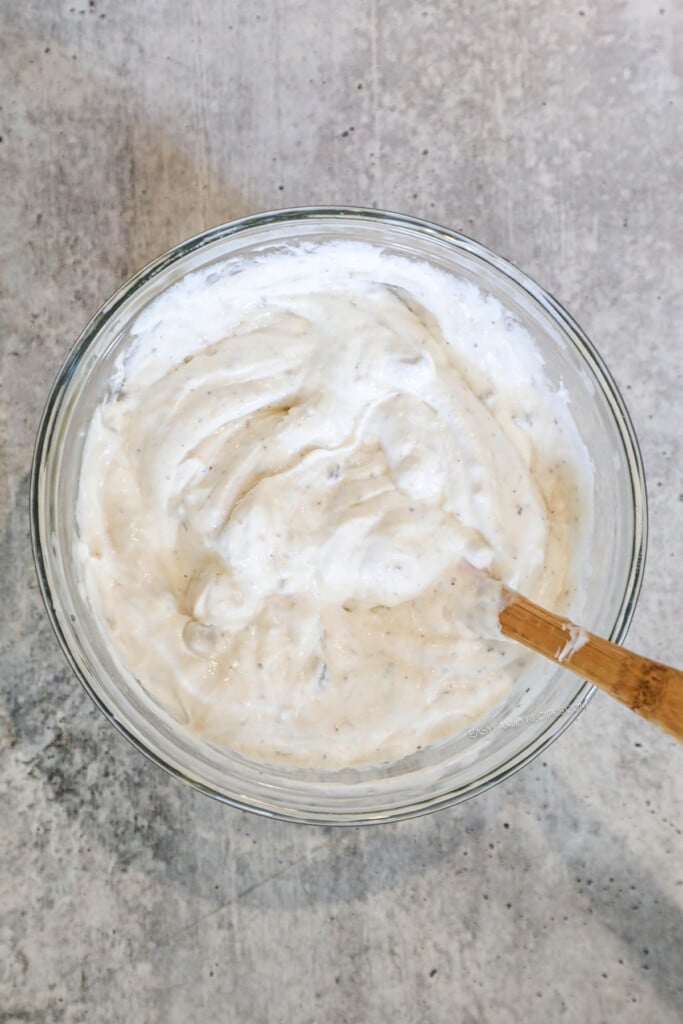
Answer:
76, 243, 592, 767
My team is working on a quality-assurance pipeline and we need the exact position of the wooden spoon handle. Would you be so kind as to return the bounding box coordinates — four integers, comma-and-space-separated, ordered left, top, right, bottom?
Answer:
499, 587, 683, 742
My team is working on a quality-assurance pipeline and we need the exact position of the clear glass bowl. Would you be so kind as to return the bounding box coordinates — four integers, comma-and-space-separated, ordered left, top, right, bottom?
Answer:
30, 207, 647, 824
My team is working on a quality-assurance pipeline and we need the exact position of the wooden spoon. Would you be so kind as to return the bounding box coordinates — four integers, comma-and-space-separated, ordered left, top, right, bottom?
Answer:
499, 586, 683, 741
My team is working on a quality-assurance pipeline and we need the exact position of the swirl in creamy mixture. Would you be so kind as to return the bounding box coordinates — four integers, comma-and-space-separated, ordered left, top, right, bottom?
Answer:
77, 243, 592, 767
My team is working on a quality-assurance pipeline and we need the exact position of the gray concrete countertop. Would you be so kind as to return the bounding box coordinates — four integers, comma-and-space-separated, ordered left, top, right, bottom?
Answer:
1, 2, 682, 1022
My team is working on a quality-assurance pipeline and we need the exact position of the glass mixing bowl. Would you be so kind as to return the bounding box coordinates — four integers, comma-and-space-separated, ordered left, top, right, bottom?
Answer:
30, 207, 647, 824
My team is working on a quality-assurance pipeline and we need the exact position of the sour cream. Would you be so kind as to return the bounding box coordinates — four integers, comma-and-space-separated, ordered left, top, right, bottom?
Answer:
76, 243, 592, 767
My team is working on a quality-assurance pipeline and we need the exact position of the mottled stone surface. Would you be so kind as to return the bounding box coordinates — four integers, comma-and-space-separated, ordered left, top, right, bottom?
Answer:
1, 2, 682, 1021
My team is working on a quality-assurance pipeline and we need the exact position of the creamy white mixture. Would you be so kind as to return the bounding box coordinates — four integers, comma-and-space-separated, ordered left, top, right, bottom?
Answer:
77, 242, 592, 767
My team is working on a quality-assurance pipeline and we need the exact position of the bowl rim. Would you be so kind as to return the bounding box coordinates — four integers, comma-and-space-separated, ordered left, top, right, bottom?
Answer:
30, 205, 649, 825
